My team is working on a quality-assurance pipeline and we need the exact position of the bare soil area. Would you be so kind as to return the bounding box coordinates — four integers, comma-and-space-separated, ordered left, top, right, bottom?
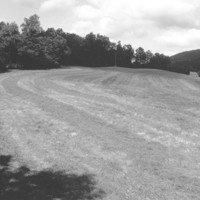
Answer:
0, 67, 200, 200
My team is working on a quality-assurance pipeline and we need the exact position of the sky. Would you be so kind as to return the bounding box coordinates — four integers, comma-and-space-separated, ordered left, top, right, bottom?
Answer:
1, 0, 200, 55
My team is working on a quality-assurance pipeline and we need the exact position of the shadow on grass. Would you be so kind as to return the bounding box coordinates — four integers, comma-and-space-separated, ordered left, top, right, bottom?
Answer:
0, 155, 105, 200
0, 69, 11, 74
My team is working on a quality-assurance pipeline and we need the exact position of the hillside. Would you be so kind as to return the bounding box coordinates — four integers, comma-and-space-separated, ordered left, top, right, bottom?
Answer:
171, 49, 200, 72
171, 49, 200, 62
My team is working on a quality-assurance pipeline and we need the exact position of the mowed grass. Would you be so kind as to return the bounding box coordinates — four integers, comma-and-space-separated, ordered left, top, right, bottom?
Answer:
0, 67, 200, 200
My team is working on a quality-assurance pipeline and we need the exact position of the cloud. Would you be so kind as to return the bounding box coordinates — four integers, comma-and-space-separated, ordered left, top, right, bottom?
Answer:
157, 29, 200, 47
14, 0, 39, 7
40, 0, 74, 12
0, 18, 5, 22
144, 1, 200, 29
153, 27, 200, 55
85, 0, 101, 6
75, 5, 102, 19
28, 0, 200, 54
72, 20, 93, 33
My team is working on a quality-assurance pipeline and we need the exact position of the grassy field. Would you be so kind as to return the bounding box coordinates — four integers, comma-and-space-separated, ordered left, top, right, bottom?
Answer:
0, 67, 200, 200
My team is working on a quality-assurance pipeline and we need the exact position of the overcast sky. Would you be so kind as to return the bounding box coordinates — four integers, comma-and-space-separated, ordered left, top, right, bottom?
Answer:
1, 0, 200, 55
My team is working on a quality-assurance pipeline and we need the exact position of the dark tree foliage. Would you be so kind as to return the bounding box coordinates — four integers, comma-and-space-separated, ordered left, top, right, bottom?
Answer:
0, 21, 20, 71
169, 60, 190, 75
17, 16, 70, 69
18, 30, 70, 69
82, 33, 116, 67
21, 14, 42, 35
122, 44, 134, 67
149, 53, 171, 69
0, 14, 172, 72
135, 47, 146, 64
63, 33, 84, 65
0, 46, 7, 72
133, 50, 171, 71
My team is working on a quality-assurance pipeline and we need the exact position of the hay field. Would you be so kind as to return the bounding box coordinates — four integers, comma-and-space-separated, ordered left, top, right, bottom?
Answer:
0, 67, 200, 200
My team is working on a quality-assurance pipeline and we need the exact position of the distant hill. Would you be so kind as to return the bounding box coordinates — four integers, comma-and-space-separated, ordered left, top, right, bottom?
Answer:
171, 49, 200, 62
171, 49, 200, 72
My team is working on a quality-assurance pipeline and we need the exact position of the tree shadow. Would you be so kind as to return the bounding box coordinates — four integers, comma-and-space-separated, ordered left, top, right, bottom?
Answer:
0, 155, 105, 200
0, 69, 11, 74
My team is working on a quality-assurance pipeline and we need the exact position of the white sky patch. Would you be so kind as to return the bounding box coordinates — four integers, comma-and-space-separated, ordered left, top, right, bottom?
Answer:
40, 0, 74, 12
85, 0, 101, 6
158, 29, 200, 47
13, 0, 42, 7
71, 20, 94, 33
141, 0, 194, 15
75, 5, 102, 20
99, 17, 114, 35
14, 0, 35, 4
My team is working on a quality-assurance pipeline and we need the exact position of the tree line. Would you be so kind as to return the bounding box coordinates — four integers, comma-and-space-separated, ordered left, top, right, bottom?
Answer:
0, 14, 171, 72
